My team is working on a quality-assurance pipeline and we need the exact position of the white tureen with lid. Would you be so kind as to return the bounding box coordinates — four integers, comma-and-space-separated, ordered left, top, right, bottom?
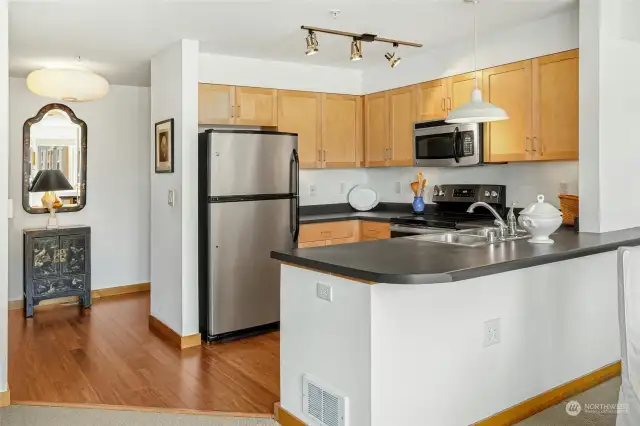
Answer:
518, 194, 563, 244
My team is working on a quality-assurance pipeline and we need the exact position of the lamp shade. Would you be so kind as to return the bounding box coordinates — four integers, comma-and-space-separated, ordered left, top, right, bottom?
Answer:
27, 68, 109, 102
29, 170, 74, 192
445, 89, 509, 124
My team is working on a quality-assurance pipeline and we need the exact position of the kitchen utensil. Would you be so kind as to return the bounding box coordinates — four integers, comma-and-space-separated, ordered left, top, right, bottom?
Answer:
420, 179, 427, 197
410, 181, 420, 196
518, 194, 562, 244
348, 185, 379, 211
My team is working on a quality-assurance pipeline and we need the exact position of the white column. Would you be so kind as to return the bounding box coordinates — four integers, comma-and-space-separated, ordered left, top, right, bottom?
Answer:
150, 39, 199, 336
579, 0, 640, 232
0, 0, 9, 393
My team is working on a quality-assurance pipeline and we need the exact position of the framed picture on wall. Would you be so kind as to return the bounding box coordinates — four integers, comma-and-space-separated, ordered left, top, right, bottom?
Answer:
155, 118, 174, 173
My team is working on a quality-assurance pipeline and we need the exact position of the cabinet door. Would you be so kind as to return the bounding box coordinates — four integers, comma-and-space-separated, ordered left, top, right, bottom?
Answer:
32, 236, 59, 279
416, 79, 447, 120
482, 60, 533, 162
532, 50, 579, 161
33, 276, 85, 297
322, 94, 363, 168
298, 241, 327, 248
198, 84, 235, 125
326, 236, 358, 246
235, 87, 278, 126
277, 90, 322, 169
59, 234, 86, 275
364, 92, 389, 167
448, 71, 482, 111
388, 86, 416, 167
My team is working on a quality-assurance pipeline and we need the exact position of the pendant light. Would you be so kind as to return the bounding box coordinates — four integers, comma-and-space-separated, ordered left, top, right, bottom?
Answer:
446, 0, 508, 124
27, 57, 109, 102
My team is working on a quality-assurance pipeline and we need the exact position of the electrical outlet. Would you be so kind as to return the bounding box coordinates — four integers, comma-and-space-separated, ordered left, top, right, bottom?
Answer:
309, 184, 317, 196
340, 182, 346, 195
316, 282, 332, 302
559, 181, 569, 194
395, 181, 402, 194
483, 318, 501, 347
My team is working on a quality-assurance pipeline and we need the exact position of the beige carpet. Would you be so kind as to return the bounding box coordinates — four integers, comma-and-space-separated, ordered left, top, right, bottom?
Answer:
0, 405, 279, 426
516, 376, 620, 426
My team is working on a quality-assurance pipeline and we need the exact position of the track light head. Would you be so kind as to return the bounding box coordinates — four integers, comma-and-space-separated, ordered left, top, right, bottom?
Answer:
385, 43, 401, 68
350, 38, 362, 61
305, 30, 319, 56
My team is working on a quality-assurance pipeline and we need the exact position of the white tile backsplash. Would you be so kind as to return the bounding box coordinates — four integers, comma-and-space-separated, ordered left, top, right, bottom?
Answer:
302, 162, 579, 208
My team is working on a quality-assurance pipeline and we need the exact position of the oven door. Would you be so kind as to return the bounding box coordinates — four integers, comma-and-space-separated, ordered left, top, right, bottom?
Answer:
413, 121, 482, 167
390, 224, 453, 238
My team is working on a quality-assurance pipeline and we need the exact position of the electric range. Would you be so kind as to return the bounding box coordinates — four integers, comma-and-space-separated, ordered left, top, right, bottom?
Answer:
390, 184, 507, 237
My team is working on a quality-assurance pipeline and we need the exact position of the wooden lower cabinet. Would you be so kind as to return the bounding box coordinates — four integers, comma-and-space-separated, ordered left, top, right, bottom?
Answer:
298, 220, 391, 247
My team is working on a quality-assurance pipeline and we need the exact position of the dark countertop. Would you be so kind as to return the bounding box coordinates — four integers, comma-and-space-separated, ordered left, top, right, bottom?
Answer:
300, 210, 405, 224
272, 227, 640, 284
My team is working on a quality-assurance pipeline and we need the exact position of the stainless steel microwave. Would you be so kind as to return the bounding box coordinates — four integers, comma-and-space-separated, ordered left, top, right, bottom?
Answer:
413, 120, 483, 167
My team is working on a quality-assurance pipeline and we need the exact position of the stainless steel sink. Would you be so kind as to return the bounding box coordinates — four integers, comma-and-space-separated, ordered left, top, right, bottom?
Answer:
408, 232, 491, 247
458, 227, 530, 241
407, 227, 532, 247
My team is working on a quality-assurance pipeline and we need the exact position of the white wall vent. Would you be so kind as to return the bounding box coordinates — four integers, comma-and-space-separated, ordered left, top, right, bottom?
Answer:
302, 375, 348, 426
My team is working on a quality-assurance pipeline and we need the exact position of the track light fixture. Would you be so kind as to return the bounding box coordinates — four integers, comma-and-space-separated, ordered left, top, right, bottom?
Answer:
305, 30, 319, 56
350, 38, 362, 61
301, 25, 421, 67
384, 43, 401, 68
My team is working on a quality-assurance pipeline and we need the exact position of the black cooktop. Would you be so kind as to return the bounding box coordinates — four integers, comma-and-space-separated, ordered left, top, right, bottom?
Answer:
392, 211, 497, 229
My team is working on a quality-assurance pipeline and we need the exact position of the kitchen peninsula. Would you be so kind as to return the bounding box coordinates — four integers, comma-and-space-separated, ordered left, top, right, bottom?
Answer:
271, 227, 637, 425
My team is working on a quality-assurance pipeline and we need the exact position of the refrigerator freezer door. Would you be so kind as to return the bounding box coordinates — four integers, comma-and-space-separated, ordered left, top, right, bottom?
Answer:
208, 132, 298, 197
207, 198, 294, 337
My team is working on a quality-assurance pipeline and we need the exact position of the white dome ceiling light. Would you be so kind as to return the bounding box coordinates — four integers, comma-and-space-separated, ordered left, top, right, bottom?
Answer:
446, 0, 508, 124
26, 58, 109, 102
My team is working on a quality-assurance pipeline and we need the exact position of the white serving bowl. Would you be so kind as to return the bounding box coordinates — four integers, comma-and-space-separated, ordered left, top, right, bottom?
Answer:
518, 195, 563, 244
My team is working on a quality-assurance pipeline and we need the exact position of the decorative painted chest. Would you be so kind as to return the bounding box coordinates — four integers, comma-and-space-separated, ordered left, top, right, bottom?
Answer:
23, 226, 91, 317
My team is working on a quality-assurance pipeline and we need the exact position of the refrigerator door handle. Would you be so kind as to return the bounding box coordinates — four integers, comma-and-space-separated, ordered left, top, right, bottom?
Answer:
290, 149, 300, 243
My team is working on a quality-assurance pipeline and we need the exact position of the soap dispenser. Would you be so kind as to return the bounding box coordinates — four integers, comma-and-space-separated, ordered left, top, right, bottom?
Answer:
507, 202, 517, 237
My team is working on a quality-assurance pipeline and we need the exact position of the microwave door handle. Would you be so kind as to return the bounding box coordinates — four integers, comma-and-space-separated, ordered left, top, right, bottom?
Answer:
452, 127, 460, 163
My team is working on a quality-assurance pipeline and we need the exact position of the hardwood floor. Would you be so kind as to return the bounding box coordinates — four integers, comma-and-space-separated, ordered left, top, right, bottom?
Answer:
8, 292, 280, 415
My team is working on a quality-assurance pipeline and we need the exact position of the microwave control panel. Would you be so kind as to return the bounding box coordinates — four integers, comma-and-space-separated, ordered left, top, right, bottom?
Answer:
461, 131, 474, 156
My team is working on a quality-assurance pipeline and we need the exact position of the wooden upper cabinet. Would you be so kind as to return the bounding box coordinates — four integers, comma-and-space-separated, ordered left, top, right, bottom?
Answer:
322, 94, 363, 168
198, 84, 235, 125
417, 79, 447, 121
388, 86, 416, 166
483, 60, 533, 163
235, 87, 277, 126
364, 92, 389, 167
532, 50, 579, 161
448, 71, 481, 111
277, 90, 322, 169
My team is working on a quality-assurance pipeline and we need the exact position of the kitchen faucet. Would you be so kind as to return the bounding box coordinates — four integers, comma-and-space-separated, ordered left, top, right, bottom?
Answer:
467, 202, 514, 238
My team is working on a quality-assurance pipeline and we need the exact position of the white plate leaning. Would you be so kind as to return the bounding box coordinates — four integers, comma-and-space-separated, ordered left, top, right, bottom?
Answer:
348, 185, 379, 211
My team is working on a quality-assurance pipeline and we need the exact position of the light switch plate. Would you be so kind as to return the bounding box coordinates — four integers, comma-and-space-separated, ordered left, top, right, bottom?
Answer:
483, 318, 501, 347
168, 190, 175, 207
309, 184, 317, 196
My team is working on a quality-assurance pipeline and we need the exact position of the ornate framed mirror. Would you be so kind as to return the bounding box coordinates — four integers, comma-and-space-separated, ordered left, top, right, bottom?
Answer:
23, 103, 87, 214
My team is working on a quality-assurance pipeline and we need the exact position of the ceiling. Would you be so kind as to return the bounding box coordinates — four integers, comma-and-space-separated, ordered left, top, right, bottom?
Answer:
8, 0, 576, 87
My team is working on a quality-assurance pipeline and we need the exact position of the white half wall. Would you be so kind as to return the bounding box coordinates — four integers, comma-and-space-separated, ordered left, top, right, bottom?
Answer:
199, 53, 363, 95
363, 7, 579, 93
0, 0, 9, 394
150, 39, 200, 336
367, 162, 579, 208
579, 0, 640, 233
8, 79, 150, 302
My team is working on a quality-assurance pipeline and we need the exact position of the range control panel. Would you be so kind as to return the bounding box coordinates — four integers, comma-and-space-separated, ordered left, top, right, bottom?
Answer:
432, 184, 506, 206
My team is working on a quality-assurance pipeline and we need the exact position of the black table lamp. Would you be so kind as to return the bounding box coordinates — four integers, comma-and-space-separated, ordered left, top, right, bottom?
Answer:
29, 170, 74, 229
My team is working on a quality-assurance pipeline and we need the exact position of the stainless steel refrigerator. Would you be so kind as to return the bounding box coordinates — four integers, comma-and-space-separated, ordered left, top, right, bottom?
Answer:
198, 129, 299, 342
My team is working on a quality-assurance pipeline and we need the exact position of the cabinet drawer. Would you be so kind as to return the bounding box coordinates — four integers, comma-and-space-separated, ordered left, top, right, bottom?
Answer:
361, 221, 391, 240
298, 240, 327, 248
299, 221, 354, 243
326, 236, 358, 246
33, 275, 85, 297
